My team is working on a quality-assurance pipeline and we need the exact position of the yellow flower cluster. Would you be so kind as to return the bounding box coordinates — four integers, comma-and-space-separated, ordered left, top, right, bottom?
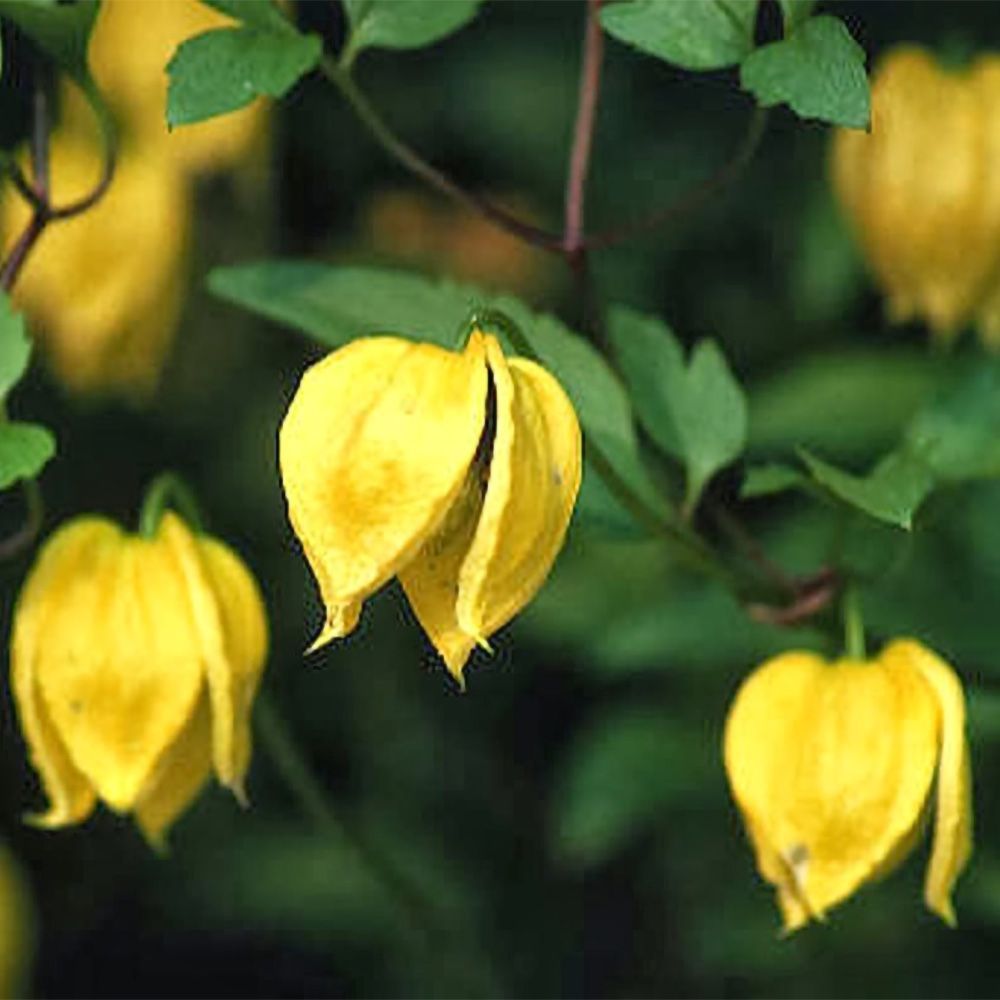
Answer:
1, 0, 269, 398
832, 46, 1000, 346
11, 511, 268, 846
280, 330, 582, 683
724, 639, 971, 930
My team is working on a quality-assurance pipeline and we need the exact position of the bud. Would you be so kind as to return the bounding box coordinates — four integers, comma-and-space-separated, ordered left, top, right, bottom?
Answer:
831, 46, 1000, 344
11, 512, 268, 846
279, 330, 582, 683
1, 130, 190, 399
724, 639, 971, 930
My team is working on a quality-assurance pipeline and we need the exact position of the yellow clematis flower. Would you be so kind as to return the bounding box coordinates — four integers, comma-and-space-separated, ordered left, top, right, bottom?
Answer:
10, 511, 268, 847
1, 129, 190, 399
279, 329, 582, 683
724, 639, 972, 931
831, 46, 1000, 345
0, 841, 33, 998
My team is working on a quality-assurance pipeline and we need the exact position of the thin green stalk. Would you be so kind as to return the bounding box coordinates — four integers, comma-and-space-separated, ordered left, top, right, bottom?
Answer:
255, 695, 502, 997
138, 472, 205, 537
842, 586, 866, 660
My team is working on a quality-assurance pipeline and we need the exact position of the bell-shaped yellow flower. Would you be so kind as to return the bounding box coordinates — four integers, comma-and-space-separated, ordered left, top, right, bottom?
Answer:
1, 129, 190, 398
831, 46, 1000, 344
87, 0, 269, 175
279, 330, 582, 682
0, 842, 33, 998
10, 512, 268, 846
724, 639, 972, 931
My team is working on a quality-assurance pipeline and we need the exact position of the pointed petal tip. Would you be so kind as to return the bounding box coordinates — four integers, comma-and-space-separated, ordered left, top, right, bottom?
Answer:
926, 891, 958, 928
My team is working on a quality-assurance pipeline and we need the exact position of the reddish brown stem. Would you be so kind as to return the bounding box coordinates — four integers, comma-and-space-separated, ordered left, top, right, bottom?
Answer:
584, 106, 768, 250
563, 0, 604, 254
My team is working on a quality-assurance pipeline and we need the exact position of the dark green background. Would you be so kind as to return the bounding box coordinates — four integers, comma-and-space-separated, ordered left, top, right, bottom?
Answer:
3, 2, 1000, 996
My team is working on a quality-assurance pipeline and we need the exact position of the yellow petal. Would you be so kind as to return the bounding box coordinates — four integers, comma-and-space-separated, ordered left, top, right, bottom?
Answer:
156, 512, 256, 797
35, 525, 205, 812
400, 336, 581, 681
197, 533, 269, 796
279, 334, 488, 647
9, 518, 111, 827
398, 469, 485, 681
724, 649, 940, 931
457, 340, 581, 643
888, 639, 973, 925
134, 692, 213, 850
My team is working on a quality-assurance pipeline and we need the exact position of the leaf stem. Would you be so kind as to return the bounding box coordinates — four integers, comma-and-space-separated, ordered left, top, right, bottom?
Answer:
319, 55, 564, 252
842, 585, 866, 660
138, 472, 205, 537
0, 478, 43, 561
583, 105, 768, 250
0, 72, 117, 293
563, 0, 604, 254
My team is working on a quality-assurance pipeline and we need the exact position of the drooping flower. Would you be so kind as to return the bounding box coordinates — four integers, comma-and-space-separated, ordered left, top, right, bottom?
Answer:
279, 329, 582, 682
11, 511, 268, 846
830, 46, 1000, 345
1, 129, 190, 398
724, 639, 971, 931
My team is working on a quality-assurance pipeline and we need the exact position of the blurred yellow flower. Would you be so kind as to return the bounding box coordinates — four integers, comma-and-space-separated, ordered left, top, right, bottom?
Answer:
11, 511, 268, 847
724, 639, 971, 931
1, 129, 190, 399
364, 188, 557, 300
0, 842, 33, 999
831, 46, 1000, 345
279, 330, 582, 682
88, 0, 269, 175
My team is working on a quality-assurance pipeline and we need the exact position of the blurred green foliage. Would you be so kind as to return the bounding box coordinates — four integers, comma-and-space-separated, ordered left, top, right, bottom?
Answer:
3, 1, 1000, 998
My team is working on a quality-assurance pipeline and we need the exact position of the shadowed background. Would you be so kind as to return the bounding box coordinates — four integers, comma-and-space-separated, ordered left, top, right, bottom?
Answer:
2, 2, 1000, 997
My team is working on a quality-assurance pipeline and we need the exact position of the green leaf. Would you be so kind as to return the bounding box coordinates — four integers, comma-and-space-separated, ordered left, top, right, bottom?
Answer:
0, 422, 54, 489
740, 462, 805, 498
777, 0, 815, 33
904, 364, 1000, 481
167, 26, 322, 127
600, 0, 757, 72
210, 263, 667, 535
748, 350, 938, 461
0, 292, 31, 401
610, 306, 747, 511
343, 0, 485, 62
551, 707, 714, 868
800, 448, 934, 530
740, 15, 870, 129
209, 261, 471, 348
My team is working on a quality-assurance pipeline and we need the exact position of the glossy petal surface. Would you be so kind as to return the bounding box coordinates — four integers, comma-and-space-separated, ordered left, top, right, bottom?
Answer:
400, 336, 581, 680
10, 519, 107, 826
895, 640, 973, 924
280, 334, 489, 648
724, 649, 940, 930
34, 523, 205, 812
